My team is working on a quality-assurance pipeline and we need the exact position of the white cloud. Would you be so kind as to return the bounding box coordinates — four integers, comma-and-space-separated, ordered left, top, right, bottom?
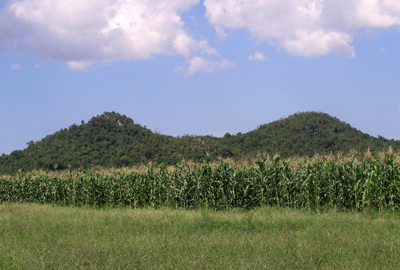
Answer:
215, 26, 228, 39
204, 0, 400, 57
248, 52, 267, 61
175, 56, 236, 74
284, 29, 355, 57
0, 0, 228, 73
10, 63, 21, 70
4, 0, 399, 69
34, 64, 41, 69
68, 61, 92, 70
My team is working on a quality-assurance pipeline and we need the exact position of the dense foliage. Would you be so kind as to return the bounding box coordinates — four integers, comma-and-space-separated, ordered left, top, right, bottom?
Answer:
1, 151, 400, 211
224, 112, 398, 157
0, 111, 399, 174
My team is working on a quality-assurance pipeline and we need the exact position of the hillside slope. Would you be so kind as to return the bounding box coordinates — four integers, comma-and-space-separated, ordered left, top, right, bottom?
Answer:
0, 111, 398, 174
219, 111, 397, 157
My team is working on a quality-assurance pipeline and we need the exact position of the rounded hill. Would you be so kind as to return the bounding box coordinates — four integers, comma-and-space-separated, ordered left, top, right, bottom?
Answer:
0, 111, 398, 174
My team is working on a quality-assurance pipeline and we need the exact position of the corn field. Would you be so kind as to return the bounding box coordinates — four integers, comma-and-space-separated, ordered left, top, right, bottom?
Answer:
1, 151, 400, 211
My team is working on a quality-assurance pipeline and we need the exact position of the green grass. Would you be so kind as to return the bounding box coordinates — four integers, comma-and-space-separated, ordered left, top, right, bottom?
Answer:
1, 204, 400, 269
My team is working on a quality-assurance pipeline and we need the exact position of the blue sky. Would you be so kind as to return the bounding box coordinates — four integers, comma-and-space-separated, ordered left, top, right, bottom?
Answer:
1, 0, 400, 155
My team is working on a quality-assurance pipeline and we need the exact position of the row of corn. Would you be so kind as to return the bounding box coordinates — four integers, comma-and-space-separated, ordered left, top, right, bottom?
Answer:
1, 151, 399, 210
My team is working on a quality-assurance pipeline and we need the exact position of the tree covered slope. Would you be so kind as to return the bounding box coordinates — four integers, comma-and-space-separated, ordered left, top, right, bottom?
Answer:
1, 111, 398, 174
219, 111, 398, 158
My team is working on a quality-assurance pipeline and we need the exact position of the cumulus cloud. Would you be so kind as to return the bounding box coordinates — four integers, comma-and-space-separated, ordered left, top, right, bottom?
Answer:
248, 52, 267, 61
204, 0, 400, 57
175, 56, 235, 74
0, 0, 228, 73
3, 0, 400, 70
68, 61, 92, 70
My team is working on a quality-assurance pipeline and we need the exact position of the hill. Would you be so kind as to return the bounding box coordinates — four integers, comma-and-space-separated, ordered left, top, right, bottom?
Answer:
0, 111, 399, 174
218, 112, 399, 158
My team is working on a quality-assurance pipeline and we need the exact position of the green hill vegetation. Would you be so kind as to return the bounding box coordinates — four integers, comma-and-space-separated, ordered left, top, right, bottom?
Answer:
0, 111, 399, 174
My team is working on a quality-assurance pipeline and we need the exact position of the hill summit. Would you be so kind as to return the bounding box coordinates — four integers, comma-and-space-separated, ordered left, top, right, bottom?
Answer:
0, 111, 398, 174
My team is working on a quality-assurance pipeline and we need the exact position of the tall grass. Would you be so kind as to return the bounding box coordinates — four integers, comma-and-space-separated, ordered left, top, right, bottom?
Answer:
1, 150, 400, 211
2, 204, 400, 269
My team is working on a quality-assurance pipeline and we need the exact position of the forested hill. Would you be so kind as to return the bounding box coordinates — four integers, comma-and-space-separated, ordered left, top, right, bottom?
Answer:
1, 111, 399, 174
219, 112, 399, 158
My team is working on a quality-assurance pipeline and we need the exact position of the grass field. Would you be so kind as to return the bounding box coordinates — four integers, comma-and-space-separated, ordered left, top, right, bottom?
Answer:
1, 204, 400, 269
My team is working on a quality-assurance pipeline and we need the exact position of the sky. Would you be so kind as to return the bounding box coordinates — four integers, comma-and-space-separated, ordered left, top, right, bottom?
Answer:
1, 0, 400, 155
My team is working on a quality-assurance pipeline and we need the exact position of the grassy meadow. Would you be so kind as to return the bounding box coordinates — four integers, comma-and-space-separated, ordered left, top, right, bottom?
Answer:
1, 203, 400, 269
1, 150, 400, 269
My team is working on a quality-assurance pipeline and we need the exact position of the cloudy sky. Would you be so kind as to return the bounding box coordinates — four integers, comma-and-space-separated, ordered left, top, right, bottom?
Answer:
1, 0, 400, 154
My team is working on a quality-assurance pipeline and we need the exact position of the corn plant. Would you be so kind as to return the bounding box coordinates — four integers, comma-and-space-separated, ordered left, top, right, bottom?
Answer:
1, 151, 399, 211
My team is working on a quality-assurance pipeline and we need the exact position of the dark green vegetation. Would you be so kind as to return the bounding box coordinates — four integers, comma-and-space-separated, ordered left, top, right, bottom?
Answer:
2, 152, 400, 211
1, 111, 399, 174
1, 204, 400, 269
